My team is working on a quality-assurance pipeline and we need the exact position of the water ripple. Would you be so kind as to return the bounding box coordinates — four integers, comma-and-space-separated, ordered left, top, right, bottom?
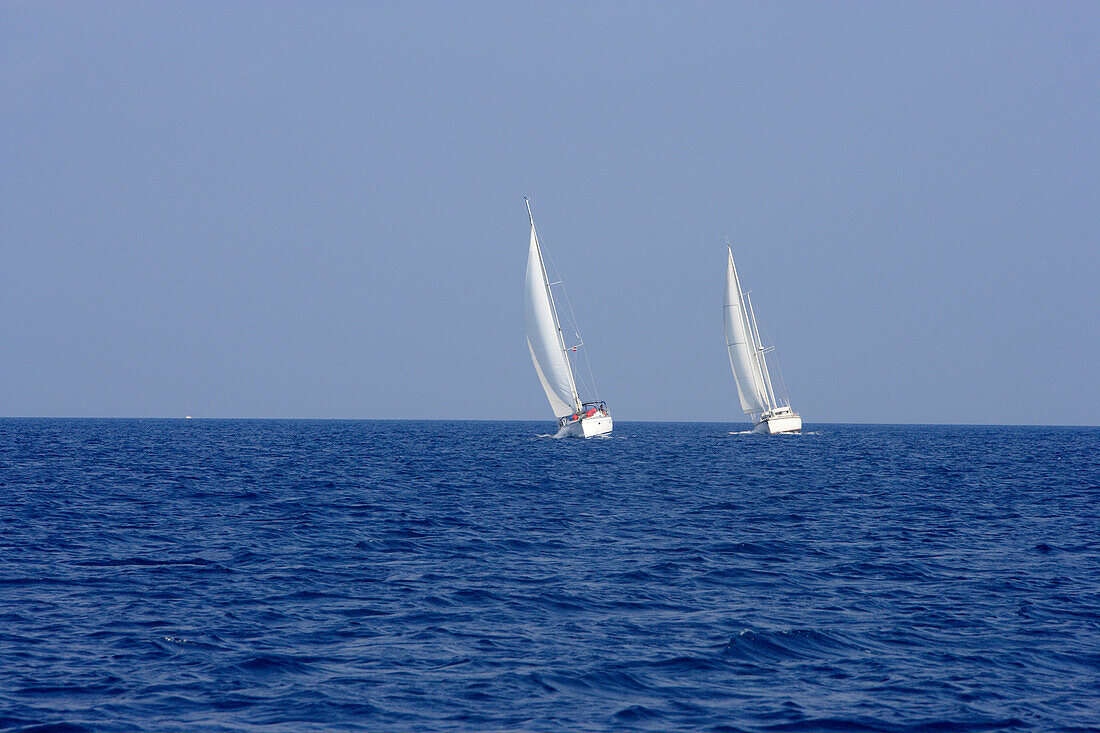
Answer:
1, 419, 1098, 731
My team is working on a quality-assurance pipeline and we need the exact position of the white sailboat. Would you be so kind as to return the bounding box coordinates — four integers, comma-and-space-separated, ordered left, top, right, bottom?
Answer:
724, 244, 802, 434
524, 198, 612, 438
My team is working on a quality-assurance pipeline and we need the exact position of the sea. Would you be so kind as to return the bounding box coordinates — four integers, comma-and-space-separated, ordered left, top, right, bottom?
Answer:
1, 419, 1098, 732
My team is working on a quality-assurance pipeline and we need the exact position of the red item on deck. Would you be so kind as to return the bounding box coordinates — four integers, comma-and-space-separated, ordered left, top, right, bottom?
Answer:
586, 409, 597, 417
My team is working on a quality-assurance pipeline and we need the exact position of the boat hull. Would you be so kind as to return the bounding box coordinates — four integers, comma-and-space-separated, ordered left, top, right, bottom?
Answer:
556, 415, 613, 438
752, 414, 802, 434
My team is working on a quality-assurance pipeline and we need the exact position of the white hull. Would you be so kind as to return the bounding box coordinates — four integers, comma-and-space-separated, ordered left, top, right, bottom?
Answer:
752, 413, 802, 434
556, 415, 613, 439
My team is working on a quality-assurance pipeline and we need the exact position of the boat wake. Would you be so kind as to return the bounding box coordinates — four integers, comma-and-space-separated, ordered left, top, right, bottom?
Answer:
728, 430, 818, 436
535, 430, 619, 440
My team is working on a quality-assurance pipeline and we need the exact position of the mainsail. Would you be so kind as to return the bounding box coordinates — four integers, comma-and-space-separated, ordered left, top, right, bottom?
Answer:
724, 247, 771, 414
525, 212, 582, 418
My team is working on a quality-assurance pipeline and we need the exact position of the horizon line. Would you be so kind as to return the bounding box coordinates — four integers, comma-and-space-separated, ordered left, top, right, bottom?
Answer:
0, 416, 1096, 428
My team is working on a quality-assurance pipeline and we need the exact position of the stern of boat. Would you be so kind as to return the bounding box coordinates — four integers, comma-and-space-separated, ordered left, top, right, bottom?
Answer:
753, 408, 802, 434
557, 401, 612, 438
580, 415, 613, 438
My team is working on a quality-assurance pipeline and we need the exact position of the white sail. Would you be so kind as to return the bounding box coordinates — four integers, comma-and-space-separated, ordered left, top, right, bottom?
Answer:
724, 248, 770, 414
525, 222, 582, 418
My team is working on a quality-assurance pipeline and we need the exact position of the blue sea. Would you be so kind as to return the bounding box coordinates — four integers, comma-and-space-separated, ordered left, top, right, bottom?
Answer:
1, 419, 1098, 732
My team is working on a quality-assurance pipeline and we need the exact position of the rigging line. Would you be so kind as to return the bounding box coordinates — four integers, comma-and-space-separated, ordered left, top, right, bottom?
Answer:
774, 356, 791, 409
559, 278, 600, 401
532, 219, 581, 407
581, 342, 598, 402
572, 353, 595, 402
759, 321, 791, 408
542, 250, 601, 401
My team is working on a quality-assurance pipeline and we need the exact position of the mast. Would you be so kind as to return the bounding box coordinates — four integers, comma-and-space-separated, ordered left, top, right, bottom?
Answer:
526, 198, 582, 412
745, 293, 778, 410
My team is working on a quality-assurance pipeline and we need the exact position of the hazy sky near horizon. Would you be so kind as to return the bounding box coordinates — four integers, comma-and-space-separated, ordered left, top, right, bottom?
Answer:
2, 2, 1097, 424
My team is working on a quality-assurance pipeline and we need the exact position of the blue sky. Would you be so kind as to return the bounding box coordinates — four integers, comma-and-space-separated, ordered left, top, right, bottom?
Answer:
2, 2, 1097, 424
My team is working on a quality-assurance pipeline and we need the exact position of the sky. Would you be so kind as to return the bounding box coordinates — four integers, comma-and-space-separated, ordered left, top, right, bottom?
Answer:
2, 1, 1097, 424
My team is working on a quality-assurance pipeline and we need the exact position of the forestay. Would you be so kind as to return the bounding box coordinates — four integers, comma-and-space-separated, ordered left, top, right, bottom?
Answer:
724, 248, 770, 414
525, 224, 582, 418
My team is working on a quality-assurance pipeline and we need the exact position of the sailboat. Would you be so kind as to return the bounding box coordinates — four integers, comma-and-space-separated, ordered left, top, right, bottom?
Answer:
524, 198, 612, 438
724, 244, 802, 434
